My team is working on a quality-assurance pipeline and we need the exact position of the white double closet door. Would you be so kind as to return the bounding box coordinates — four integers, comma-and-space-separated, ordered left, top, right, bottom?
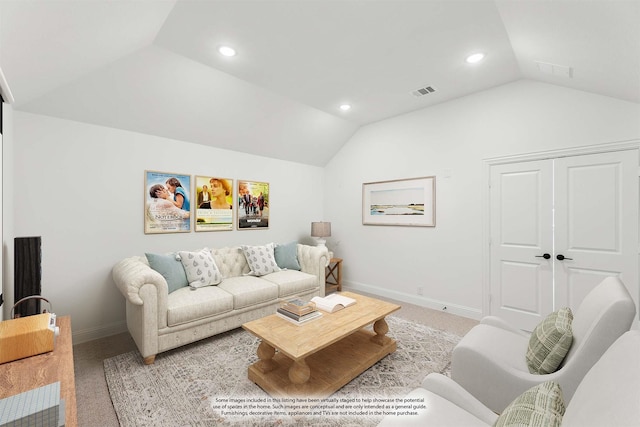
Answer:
489, 148, 638, 332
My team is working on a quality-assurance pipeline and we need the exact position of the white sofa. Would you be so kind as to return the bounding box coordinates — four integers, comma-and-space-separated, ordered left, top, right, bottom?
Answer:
378, 330, 640, 426
112, 244, 328, 364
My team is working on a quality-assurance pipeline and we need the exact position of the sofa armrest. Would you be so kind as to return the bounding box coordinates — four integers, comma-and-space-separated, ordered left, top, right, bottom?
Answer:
422, 374, 498, 424
113, 256, 170, 361
297, 244, 329, 296
112, 256, 169, 307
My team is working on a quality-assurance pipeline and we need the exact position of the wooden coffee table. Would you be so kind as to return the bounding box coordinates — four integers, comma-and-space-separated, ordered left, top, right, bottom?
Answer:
242, 292, 400, 398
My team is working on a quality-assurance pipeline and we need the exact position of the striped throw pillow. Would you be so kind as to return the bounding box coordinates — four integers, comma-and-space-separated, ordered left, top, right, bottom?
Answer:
494, 381, 565, 427
526, 307, 573, 374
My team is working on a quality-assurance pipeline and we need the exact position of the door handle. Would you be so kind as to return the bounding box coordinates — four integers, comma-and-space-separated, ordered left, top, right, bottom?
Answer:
556, 254, 573, 261
535, 253, 551, 259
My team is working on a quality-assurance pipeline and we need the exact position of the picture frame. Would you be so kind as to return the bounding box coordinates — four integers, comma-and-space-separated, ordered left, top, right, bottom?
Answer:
362, 176, 436, 227
144, 170, 192, 234
238, 180, 269, 229
194, 175, 234, 232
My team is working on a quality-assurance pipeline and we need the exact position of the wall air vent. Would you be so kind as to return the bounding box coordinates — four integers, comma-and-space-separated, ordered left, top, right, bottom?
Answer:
535, 61, 573, 79
412, 85, 437, 97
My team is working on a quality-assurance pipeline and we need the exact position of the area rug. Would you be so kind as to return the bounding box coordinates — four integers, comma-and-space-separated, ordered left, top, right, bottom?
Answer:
104, 316, 460, 427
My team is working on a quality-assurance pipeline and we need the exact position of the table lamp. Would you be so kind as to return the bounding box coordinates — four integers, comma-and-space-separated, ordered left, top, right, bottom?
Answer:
311, 222, 331, 248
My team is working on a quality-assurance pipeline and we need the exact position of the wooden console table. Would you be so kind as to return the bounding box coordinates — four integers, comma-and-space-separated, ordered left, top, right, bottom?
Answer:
325, 257, 343, 294
0, 315, 77, 426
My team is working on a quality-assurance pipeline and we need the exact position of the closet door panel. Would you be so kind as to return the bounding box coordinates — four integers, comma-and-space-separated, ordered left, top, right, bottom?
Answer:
488, 148, 639, 331
554, 150, 638, 311
490, 161, 553, 331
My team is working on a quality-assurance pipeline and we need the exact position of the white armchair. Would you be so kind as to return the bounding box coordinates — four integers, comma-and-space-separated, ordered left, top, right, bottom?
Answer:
450, 276, 636, 413
378, 330, 640, 426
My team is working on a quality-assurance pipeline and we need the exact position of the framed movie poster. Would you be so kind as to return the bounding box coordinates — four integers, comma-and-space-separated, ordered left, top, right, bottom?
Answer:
195, 175, 234, 232
144, 170, 191, 234
238, 180, 269, 229
362, 176, 436, 227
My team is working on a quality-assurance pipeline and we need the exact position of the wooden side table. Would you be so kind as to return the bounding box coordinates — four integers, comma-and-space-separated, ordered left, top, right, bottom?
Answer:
325, 257, 343, 294
0, 316, 77, 426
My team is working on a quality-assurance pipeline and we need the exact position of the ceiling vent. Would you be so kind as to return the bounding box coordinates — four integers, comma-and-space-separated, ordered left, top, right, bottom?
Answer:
535, 61, 573, 79
412, 85, 437, 97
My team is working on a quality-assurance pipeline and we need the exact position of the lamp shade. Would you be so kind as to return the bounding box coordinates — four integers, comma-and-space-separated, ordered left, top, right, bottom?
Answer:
311, 222, 331, 238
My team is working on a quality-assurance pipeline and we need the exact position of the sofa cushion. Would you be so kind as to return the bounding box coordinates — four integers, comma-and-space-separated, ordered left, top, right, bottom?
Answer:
274, 242, 301, 270
527, 307, 573, 374
211, 247, 250, 278
167, 286, 234, 326
494, 381, 565, 427
145, 252, 188, 293
218, 276, 279, 309
240, 243, 281, 276
177, 248, 222, 288
261, 270, 317, 298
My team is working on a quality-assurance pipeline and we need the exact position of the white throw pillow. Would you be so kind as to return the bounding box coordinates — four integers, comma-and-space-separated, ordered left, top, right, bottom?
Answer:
177, 248, 222, 289
241, 243, 281, 276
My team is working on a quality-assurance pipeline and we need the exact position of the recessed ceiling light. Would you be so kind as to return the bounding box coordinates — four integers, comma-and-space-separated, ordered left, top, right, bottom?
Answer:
218, 46, 236, 57
465, 52, 485, 64
339, 104, 351, 111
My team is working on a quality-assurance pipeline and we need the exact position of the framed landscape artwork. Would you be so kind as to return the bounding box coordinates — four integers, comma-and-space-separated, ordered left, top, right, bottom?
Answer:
362, 176, 436, 227
144, 170, 191, 234
194, 175, 234, 232
238, 180, 269, 229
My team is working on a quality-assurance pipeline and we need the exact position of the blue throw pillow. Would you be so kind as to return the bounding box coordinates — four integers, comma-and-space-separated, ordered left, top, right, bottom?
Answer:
145, 252, 189, 293
274, 242, 301, 271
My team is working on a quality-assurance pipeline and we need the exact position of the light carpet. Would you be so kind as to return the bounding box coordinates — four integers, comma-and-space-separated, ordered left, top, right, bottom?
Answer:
104, 316, 460, 427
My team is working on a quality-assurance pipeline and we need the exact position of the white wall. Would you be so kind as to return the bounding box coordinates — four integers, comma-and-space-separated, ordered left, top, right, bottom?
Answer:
324, 80, 640, 319
8, 80, 640, 341
11, 112, 325, 342
2, 102, 14, 321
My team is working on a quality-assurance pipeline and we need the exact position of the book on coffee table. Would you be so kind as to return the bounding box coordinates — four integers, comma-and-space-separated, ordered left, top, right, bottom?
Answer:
279, 297, 317, 316
311, 293, 356, 313
276, 309, 322, 325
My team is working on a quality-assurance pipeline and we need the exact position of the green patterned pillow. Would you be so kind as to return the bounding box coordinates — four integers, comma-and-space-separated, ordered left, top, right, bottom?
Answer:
526, 307, 573, 374
494, 381, 565, 427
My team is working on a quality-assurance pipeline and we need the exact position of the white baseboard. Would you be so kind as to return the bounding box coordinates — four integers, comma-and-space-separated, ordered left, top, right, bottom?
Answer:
72, 319, 128, 345
343, 280, 482, 321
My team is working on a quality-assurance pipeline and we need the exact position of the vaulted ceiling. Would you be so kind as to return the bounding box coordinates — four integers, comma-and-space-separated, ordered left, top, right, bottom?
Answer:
1, 1, 638, 166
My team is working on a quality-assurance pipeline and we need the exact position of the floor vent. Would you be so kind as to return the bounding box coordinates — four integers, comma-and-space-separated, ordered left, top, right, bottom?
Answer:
412, 85, 437, 97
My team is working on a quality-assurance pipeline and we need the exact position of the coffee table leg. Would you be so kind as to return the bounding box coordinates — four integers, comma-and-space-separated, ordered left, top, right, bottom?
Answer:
371, 317, 391, 346
256, 341, 278, 374
288, 358, 311, 394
